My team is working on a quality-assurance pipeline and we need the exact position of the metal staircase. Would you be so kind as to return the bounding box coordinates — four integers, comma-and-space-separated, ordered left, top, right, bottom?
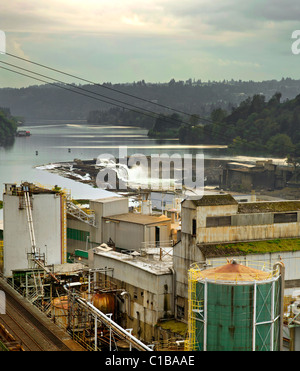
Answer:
66, 200, 96, 226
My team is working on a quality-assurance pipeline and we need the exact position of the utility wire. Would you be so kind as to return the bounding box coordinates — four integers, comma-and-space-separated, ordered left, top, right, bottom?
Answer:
0, 55, 295, 155
5, 51, 214, 124
0, 62, 243, 146
0, 64, 165, 123
0, 58, 224, 131
0, 56, 240, 135
0, 60, 182, 124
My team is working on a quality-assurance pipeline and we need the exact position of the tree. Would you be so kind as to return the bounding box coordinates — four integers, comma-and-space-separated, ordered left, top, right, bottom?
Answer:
266, 133, 294, 157
0, 109, 17, 146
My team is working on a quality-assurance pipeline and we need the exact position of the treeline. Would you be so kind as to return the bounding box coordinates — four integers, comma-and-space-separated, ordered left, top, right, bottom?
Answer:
2, 78, 300, 120
177, 92, 300, 158
0, 108, 17, 146
87, 107, 155, 128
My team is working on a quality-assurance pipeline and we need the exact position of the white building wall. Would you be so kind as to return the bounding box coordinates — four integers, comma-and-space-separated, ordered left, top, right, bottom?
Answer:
89, 250, 173, 323
3, 193, 63, 276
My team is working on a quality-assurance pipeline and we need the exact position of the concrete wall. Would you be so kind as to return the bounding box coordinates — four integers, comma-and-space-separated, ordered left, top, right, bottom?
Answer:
102, 221, 170, 251
3, 193, 63, 276
176, 198, 300, 322
89, 197, 129, 243
183, 200, 300, 245
89, 250, 173, 342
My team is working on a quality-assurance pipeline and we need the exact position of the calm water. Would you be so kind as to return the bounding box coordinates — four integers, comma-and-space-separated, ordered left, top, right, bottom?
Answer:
0, 119, 285, 218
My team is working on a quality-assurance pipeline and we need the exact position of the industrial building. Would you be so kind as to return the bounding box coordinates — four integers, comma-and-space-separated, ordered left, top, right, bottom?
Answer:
173, 193, 300, 326
3, 182, 67, 277
67, 196, 172, 254
2, 182, 300, 350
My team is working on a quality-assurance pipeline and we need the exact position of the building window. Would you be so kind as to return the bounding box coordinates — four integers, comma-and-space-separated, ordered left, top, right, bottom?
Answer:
274, 212, 297, 223
206, 216, 231, 227
177, 305, 185, 319
192, 219, 197, 236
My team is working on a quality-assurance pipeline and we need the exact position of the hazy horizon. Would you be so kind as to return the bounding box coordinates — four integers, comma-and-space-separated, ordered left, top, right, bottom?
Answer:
1, 0, 300, 89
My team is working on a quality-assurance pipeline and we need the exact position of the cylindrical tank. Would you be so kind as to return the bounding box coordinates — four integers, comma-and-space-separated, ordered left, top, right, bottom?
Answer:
187, 259, 284, 351
52, 295, 70, 328
91, 292, 115, 314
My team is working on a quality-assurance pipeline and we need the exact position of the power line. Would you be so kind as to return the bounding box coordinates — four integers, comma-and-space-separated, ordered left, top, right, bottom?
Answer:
0, 64, 164, 122
0, 54, 295, 155
5, 51, 214, 124
1, 62, 241, 146
0, 57, 221, 129
0, 60, 177, 123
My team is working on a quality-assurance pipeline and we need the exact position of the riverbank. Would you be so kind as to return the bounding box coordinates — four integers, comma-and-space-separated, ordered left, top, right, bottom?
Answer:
35, 157, 300, 201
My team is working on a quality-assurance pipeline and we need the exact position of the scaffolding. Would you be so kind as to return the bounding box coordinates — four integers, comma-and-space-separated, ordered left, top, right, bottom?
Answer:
0, 241, 3, 270
60, 192, 67, 264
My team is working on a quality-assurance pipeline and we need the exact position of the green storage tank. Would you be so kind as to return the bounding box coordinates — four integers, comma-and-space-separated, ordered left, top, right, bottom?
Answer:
187, 259, 284, 351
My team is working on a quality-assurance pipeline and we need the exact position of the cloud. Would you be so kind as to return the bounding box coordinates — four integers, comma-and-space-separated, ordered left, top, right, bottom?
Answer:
0, 0, 299, 87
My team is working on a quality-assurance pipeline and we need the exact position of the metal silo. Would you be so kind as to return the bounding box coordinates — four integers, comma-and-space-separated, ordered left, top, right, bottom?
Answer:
186, 259, 284, 351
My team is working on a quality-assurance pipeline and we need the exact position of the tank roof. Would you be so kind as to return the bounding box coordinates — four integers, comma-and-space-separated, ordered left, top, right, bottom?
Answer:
192, 260, 272, 282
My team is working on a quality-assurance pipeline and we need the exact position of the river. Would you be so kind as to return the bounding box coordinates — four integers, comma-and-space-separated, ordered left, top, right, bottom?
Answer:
0, 119, 287, 219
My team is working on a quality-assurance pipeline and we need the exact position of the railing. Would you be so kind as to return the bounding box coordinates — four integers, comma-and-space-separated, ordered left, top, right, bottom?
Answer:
66, 200, 96, 226
140, 240, 173, 261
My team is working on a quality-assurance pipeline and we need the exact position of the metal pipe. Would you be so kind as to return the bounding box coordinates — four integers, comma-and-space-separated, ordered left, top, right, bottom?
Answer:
94, 315, 97, 351
252, 281, 257, 351
76, 297, 152, 351
273, 261, 285, 351
64, 284, 151, 351
169, 267, 176, 318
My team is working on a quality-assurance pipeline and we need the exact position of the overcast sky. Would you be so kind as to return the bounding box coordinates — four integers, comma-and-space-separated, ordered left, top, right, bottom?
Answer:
0, 0, 300, 88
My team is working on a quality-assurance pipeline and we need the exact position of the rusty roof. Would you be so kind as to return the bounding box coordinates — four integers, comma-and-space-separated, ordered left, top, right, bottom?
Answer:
187, 194, 238, 207
193, 260, 271, 282
238, 200, 300, 213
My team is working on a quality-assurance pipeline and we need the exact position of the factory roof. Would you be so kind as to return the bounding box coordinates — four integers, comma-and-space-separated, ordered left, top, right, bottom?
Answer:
4, 182, 57, 195
186, 194, 238, 207
93, 249, 173, 275
91, 196, 125, 203
103, 213, 170, 225
238, 200, 300, 213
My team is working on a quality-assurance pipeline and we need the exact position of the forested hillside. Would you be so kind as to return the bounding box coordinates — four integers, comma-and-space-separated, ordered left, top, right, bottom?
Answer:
0, 108, 17, 146
179, 93, 300, 158
1, 78, 300, 120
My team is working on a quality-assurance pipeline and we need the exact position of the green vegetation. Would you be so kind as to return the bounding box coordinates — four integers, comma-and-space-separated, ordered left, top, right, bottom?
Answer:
178, 92, 300, 159
148, 113, 182, 139
0, 108, 17, 146
157, 319, 187, 337
212, 238, 300, 256
87, 107, 155, 128
0, 201, 2, 209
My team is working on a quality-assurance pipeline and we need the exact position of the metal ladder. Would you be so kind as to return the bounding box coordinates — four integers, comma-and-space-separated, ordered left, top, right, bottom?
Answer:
23, 189, 60, 284
24, 190, 37, 256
